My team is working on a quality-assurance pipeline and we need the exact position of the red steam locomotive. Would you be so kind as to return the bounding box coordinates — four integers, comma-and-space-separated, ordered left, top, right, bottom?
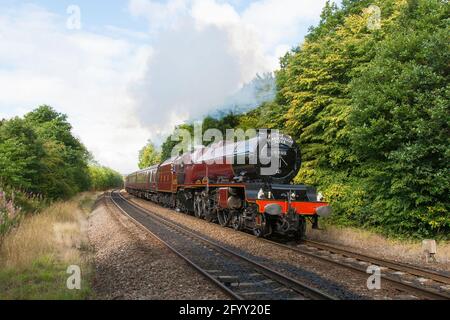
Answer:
125, 132, 331, 239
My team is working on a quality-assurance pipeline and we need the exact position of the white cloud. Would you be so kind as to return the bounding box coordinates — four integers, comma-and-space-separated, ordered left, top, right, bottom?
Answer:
132, 20, 246, 129
128, 0, 329, 137
242, 0, 327, 53
129, 0, 273, 134
128, 0, 190, 33
0, 1, 330, 173
191, 0, 240, 26
0, 4, 151, 173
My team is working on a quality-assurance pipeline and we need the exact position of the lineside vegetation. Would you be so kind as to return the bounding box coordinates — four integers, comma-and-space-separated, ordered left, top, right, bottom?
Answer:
154, 0, 449, 239
0, 105, 123, 234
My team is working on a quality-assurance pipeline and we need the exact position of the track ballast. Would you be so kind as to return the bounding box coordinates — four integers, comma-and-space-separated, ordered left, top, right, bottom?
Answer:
109, 191, 336, 300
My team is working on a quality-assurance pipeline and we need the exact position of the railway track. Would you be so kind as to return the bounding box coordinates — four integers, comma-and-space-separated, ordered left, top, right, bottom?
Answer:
261, 238, 450, 300
301, 240, 450, 285
114, 191, 450, 300
109, 191, 336, 300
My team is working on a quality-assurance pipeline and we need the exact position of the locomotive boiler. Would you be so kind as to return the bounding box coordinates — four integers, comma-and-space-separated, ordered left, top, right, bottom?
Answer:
125, 131, 331, 239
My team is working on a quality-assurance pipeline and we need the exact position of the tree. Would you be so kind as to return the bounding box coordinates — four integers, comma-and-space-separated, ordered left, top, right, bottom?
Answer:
0, 117, 44, 190
202, 112, 240, 139
138, 140, 161, 169
150, 0, 449, 238
347, 0, 449, 237
161, 123, 194, 161
89, 166, 123, 191
159, 112, 241, 161
24, 105, 91, 198
275, 0, 400, 186
0, 105, 91, 199
238, 101, 286, 131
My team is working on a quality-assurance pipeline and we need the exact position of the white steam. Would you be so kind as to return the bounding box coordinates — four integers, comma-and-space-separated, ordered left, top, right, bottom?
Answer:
129, 0, 329, 138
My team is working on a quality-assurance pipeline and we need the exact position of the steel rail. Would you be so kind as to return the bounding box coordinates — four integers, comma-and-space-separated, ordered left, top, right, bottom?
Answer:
121, 191, 449, 300
257, 238, 450, 300
107, 191, 242, 300
113, 191, 336, 300
302, 239, 450, 285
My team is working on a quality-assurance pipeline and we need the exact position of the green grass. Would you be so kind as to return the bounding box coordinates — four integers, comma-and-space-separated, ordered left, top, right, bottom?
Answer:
78, 193, 98, 214
0, 256, 92, 300
0, 192, 99, 300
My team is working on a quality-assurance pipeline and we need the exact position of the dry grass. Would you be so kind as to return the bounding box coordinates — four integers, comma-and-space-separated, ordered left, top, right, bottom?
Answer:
0, 193, 98, 299
1, 201, 88, 269
307, 222, 450, 271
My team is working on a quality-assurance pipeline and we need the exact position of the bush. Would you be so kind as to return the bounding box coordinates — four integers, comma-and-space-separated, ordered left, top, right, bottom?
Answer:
347, 0, 449, 238
88, 166, 123, 191
0, 106, 91, 200
0, 187, 50, 236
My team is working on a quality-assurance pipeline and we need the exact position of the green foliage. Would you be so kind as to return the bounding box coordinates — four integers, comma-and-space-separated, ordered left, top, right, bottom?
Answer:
0, 256, 92, 300
0, 188, 48, 236
202, 112, 241, 134
0, 105, 121, 206
159, 113, 242, 161
159, 0, 448, 239
143, 0, 449, 238
138, 140, 161, 169
275, 0, 400, 186
239, 102, 288, 131
88, 166, 123, 191
0, 117, 44, 190
24, 106, 91, 198
0, 106, 92, 199
274, 0, 449, 238
161, 123, 194, 161
346, 0, 450, 237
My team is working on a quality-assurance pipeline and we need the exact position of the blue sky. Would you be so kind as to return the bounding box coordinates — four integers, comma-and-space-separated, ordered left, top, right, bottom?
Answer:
0, 0, 281, 44
1, 0, 149, 42
2, 0, 142, 28
0, 0, 337, 173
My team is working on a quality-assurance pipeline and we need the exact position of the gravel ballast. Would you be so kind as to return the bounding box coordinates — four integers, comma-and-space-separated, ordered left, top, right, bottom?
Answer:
87, 196, 228, 300
124, 192, 420, 300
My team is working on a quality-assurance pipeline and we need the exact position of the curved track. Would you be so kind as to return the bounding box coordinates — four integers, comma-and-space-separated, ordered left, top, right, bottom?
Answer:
301, 240, 450, 285
259, 239, 450, 300
109, 191, 336, 300
117, 191, 450, 300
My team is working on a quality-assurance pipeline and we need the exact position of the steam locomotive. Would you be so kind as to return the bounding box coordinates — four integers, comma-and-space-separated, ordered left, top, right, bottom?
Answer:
125, 131, 331, 239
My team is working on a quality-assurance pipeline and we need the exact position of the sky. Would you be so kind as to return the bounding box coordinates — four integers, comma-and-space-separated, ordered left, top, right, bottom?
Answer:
0, 0, 337, 174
